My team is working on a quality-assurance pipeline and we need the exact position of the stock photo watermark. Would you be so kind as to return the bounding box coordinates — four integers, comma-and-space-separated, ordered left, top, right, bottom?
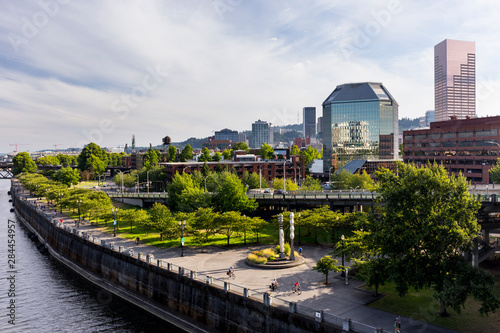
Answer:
339, 0, 402, 61
8, 0, 71, 55
212, 0, 243, 21
78, 65, 168, 148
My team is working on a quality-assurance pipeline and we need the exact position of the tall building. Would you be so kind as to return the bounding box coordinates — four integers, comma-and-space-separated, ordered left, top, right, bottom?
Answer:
215, 128, 238, 142
425, 110, 435, 127
317, 116, 323, 135
251, 120, 271, 148
322, 82, 398, 173
434, 39, 475, 122
302, 107, 316, 138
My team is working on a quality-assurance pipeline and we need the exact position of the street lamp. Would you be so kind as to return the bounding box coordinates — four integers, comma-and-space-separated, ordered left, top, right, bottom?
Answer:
147, 170, 151, 194
179, 220, 186, 257
135, 174, 139, 193
76, 199, 82, 226
297, 213, 301, 245
112, 208, 118, 237
341, 234, 345, 277
290, 212, 295, 261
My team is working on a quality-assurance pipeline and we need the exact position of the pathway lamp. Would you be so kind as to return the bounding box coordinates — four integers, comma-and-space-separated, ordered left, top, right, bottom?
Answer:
341, 234, 345, 277
297, 213, 301, 245
112, 208, 118, 237
147, 170, 151, 194
289, 212, 295, 261
179, 220, 186, 257
77, 199, 82, 225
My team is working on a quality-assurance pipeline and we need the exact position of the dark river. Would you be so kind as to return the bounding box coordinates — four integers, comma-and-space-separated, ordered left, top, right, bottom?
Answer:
0, 179, 180, 333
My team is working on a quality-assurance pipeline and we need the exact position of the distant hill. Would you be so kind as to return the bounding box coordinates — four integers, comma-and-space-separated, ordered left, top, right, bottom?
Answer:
399, 117, 421, 132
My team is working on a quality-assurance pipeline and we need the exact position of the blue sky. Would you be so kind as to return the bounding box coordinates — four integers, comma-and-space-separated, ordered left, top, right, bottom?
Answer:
1, 0, 500, 154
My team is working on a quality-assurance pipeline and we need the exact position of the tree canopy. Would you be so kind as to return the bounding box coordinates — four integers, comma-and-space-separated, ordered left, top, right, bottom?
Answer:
347, 162, 499, 316
12, 152, 37, 175
77, 142, 108, 174
259, 143, 275, 160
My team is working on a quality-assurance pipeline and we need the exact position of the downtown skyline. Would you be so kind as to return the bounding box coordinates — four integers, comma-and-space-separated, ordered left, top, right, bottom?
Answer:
1, 1, 500, 154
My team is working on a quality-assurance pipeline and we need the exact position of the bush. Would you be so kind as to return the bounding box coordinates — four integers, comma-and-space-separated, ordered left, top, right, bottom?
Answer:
247, 253, 267, 264
262, 248, 275, 258
274, 244, 280, 254
284, 242, 291, 256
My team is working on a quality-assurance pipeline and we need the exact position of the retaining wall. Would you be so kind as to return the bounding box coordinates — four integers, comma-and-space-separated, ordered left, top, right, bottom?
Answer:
11, 186, 342, 333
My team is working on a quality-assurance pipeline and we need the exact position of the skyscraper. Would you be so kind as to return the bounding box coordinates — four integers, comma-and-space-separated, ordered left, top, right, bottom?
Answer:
302, 107, 316, 138
434, 39, 475, 122
251, 120, 271, 148
215, 128, 238, 142
322, 82, 398, 173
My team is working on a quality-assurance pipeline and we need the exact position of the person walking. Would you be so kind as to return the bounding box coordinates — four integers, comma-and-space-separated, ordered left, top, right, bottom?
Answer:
394, 315, 401, 333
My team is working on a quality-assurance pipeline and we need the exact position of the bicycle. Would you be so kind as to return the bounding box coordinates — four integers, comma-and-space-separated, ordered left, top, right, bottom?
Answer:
227, 271, 236, 279
269, 284, 280, 293
291, 286, 302, 295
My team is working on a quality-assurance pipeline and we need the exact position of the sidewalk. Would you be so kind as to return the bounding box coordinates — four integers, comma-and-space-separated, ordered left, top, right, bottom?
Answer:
51, 218, 455, 333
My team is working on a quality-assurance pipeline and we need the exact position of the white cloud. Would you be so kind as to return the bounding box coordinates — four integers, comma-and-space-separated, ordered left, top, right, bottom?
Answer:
1, 0, 500, 153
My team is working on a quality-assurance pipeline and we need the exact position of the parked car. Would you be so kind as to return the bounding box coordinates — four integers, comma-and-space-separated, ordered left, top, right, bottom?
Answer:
275, 189, 287, 195
263, 188, 271, 193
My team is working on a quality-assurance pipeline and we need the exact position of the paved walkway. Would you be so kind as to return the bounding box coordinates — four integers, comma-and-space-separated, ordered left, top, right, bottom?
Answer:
24, 193, 456, 333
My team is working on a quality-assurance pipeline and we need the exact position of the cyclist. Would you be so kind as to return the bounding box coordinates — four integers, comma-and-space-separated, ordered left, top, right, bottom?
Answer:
293, 281, 301, 293
270, 278, 278, 291
227, 266, 235, 278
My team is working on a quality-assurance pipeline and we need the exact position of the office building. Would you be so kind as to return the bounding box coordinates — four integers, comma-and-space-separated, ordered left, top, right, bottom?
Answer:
403, 116, 500, 184
251, 120, 271, 148
317, 116, 323, 135
425, 110, 435, 127
434, 39, 475, 121
303, 107, 316, 138
214, 128, 239, 142
322, 82, 399, 173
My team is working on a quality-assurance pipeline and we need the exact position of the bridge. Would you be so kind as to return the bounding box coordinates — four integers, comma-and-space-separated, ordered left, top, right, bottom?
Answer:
0, 162, 13, 179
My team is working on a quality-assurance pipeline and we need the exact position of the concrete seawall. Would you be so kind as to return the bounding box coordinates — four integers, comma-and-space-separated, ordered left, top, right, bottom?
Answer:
11, 185, 342, 333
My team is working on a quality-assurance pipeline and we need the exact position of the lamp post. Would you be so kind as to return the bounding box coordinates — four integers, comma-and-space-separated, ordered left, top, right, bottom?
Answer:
135, 174, 139, 193
147, 170, 151, 194
289, 212, 295, 261
341, 234, 345, 277
77, 199, 82, 226
58, 192, 64, 213
112, 208, 118, 237
297, 213, 301, 245
179, 220, 186, 257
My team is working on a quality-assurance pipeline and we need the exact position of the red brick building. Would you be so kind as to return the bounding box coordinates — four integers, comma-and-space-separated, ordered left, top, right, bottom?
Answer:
403, 116, 500, 184
161, 155, 306, 185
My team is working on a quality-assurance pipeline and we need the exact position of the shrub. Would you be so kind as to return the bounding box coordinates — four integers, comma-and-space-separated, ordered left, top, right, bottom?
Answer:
269, 255, 276, 261
284, 242, 291, 256
252, 250, 263, 256
247, 253, 267, 264
262, 248, 275, 258
274, 244, 280, 254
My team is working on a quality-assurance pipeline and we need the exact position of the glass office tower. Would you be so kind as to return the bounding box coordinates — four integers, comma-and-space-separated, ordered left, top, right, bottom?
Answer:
322, 82, 398, 173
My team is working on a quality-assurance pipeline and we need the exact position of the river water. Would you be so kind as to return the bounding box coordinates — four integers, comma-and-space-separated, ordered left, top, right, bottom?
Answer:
0, 180, 179, 333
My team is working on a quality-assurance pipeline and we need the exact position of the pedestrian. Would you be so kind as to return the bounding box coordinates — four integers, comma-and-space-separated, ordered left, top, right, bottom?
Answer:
136, 236, 140, 245
298, 247, 303, 255
394, 315, 401, 333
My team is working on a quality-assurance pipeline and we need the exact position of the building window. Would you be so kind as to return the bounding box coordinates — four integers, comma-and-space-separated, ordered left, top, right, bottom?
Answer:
458, 131, 473, 138
429, 142, 441, 148
414, 134, 426, 140
443, 141, 456, 147
442, 132, 456, 139
428, 133, 441, 139
476, 129, 497, 137
458, 141, 473, 147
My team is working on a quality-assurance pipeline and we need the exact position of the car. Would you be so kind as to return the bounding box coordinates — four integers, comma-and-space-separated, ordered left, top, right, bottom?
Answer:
275, 189, 287, 195
263, 188, 271, 193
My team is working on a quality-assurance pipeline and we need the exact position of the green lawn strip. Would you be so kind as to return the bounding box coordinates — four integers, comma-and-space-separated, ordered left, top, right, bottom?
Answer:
365, 280, 500, 332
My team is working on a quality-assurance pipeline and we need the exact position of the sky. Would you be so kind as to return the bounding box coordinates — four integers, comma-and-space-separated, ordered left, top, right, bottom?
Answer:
1, 0, 500, 154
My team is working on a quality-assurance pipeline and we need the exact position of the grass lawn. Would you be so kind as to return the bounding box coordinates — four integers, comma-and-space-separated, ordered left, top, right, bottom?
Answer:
364, 268, 500, 333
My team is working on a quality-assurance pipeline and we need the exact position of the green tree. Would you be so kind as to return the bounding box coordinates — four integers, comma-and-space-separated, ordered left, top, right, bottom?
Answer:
489, 159, 500, 184
57, 154, 77, 166
232, 142, 249, 153
361, 162, 498, 316
259, 143, 275, 159
36, 155, 60, 165
149, 203, 176, 239
55, 167, 80, 186
271, 178, 298, 191
300, 175, 322, 191
12, 152, 37, 175
168, 145, 177, 162
301, 146, 321, 166
179, 144, 193, 162
222, 149, 232, 160
167, 172, 209, 212
191, 207, 219, 244
312, 256, 342, 284
113, 172, 136, 189
212, 171, 257, 213
199, 147, 212, 162
241, 171, 260, 189
215, 211, 242, 246
143, 146, 160, 170
212, 151, 222, 162
290, 145, 301, 156
77, 143, 108, 174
